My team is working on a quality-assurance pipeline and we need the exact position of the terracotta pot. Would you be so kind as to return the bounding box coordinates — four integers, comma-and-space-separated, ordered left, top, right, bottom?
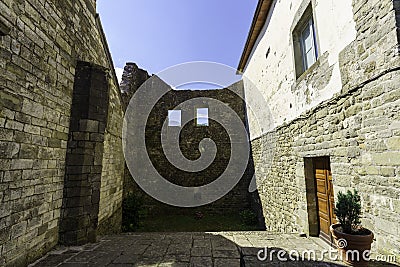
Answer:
330, 224, 374, 267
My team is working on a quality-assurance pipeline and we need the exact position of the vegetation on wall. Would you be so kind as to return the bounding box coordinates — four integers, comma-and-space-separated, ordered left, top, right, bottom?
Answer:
122, 193, 146, 232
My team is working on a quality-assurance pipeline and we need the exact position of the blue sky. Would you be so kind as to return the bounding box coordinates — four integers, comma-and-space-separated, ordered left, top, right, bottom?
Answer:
97, 0, 258, 81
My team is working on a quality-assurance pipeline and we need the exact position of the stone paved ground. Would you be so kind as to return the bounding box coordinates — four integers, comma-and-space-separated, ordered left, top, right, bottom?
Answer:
29, 232, 398, 267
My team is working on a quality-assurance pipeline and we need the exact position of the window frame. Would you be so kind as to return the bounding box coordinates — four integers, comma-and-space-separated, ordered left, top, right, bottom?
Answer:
299, 17, 318, 72
291, 3, 319, 79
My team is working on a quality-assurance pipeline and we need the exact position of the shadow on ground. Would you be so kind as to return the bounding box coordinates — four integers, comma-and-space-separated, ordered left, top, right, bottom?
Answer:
30, 233, 399, 267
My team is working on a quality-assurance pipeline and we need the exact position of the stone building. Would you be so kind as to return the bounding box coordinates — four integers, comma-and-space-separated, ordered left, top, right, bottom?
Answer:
0, 1, 124, 266
1, 0, 399, 265
120, 64, 254, 216
239, 0, 400, 258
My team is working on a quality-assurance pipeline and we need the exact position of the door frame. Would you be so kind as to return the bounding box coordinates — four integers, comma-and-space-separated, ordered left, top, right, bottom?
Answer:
304, 156, 335, 245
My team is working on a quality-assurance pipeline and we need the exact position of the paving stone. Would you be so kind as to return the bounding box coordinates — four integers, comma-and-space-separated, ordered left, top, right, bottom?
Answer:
112, 254, 141, 264
191, 247, 212, 257
66, 251, 97, 263
189, 257, 213, 267
166, 247, 191, 256
88, 251, 121, 266
163, 254, 191, 263
31, 232, 395, 267
193, 239, 211, 248
33, 254, 75, 266
213, 249, 240, 259
214, 258, 241, 267
159, 262, 189, 267
241, 247, 264, 256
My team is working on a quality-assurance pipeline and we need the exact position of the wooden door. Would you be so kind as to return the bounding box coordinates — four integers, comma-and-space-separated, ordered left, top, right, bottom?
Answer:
314, 157, 335, 243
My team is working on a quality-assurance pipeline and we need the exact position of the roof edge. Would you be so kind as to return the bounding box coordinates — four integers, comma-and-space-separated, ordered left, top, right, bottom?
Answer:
237, 0, 273, 73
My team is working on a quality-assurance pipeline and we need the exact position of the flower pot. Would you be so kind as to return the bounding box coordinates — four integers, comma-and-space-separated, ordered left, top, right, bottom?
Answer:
330, 224, 374, 267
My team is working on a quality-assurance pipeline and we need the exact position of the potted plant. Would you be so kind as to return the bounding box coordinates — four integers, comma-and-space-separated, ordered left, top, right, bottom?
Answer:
330, 190, 374, 267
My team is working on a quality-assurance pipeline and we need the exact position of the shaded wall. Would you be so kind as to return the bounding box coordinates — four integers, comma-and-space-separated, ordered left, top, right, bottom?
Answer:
121, 65, 254, 216
0, 1, 124, 266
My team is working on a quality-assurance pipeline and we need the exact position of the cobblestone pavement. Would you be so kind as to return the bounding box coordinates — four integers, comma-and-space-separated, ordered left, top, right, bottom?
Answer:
30, 232, 398, 267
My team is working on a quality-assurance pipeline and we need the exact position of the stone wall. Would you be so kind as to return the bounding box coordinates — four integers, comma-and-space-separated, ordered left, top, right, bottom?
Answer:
0, 1, 124, 266
251, 70, 400, 252
244, 0, 400, 259
121, 65, 254, 216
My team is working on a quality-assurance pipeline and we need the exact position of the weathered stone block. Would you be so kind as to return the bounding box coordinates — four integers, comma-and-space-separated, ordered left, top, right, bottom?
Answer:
372, 152, 400, 165
19, 144, 38, 159
0, 142, 20, 159
37, 223, 48, 236
386, 136, 400, 150
23, 124, 40, 135
5, 121, 24, 131
79, 119, 99, 133
10, 221, 27, 239
21, 99, 44, 119
10, 159, 33, 170
380, 167, 395, 177
0, 91, 22, 111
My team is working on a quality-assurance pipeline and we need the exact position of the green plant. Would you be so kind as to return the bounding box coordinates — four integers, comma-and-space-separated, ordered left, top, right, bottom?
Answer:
122, 193, 146, 232
239, 209, 258, 226
334, 190, 362, 234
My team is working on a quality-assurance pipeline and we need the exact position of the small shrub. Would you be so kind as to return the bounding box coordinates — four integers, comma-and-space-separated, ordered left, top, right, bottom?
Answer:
122, 193, 146, 232
334, 189, 362, 234
240, 209, 258, 226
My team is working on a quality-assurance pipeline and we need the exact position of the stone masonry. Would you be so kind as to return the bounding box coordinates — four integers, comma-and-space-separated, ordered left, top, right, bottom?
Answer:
0, 1, 125, 266
121, 65, 255, 216
1, 0, 399, 266
59, 62, 110, 245
243, 0, 400, 261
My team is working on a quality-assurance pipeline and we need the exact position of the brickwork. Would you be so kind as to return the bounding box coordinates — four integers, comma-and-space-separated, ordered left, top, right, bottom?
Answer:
0, 1, 124, 266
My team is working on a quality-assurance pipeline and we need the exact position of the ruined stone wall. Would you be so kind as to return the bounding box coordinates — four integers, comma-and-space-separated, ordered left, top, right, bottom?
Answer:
0, 1, 124, 266
120, 63, 151, 111
121, 67, 254, 216
244, 0, 400, 259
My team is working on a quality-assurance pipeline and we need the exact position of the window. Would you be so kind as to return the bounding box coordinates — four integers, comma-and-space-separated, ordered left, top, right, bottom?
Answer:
168, 110, 181, 127
196, 108, 209, 126
300, 19, 317, 71
293, 6, 318, 78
